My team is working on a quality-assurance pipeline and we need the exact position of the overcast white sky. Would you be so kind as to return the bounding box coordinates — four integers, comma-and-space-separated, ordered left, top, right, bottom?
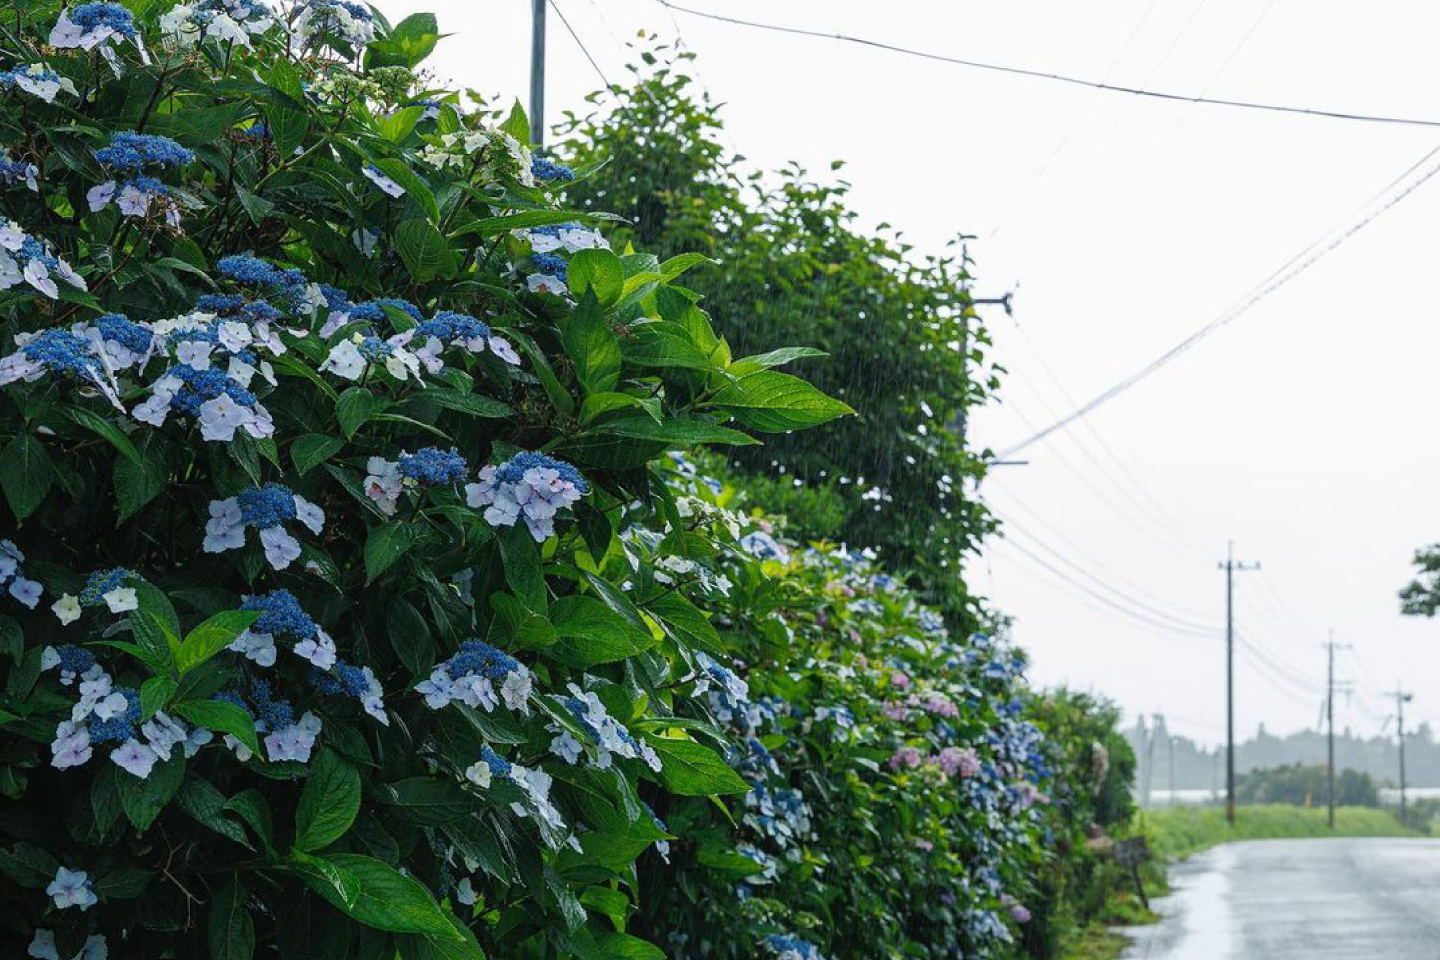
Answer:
377, 0, 1440, 748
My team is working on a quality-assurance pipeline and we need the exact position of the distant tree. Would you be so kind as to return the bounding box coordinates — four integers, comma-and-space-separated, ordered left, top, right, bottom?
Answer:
1236, 764, 1379, 807
1399, 544, 1440, 616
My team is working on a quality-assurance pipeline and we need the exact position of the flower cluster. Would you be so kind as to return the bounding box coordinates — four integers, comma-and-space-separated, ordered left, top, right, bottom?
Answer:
28, 927, 107, 960
203, 483, 325, 570
550, 684, 662, 771
44, 644, 209, 779
0, 65, 77, 104
0, 221, 88, 301
216, 681, 323, 762
411, 309, 521, 368
364, 446, 468, 516
228, 589, 336, 669
0, 148, 38, 191
50, 3, 148, 74
764, 934, 829, 960
0, 540, 42, 608
88, 132, 194, 227
530, 156, 575, 183
0, 327, 120, 411
417, 640, 533, 714
311, 660, 387, 724
465, 452, 589, 542
290, 0, 375, 53
160, 0, 276, 48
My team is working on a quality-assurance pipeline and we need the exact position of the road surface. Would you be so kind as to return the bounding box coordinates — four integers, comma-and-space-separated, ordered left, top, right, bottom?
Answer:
1121, 838, 1440, 959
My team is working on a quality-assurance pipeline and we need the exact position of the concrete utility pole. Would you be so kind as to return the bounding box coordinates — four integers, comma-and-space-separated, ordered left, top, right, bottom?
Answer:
1324, 633, 1353, 828
529, 0, 546, 147
1395, 686, 1414, 824
1219, 542, 1259, 824
1167, 734, 1176, 804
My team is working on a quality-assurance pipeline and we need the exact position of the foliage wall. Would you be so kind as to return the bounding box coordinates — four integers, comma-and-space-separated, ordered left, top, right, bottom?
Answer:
0, 3, 853, 958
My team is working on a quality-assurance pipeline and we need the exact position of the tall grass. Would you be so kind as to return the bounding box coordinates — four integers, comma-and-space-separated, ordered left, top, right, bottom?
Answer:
1141, 804, 1419, 861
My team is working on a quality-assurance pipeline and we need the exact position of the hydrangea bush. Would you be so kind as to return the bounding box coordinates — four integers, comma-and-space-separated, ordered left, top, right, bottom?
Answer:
627, 459, 1052, 960
0, 4, 852, 957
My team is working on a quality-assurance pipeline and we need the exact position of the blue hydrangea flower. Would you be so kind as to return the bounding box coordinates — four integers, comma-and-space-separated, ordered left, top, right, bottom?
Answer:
398, 447, 468, 486
416, 640, 532, 714
531, 156, 575, 183
466, 452, 589, 542
204, 483, 325, 570
94, 132, 193, 174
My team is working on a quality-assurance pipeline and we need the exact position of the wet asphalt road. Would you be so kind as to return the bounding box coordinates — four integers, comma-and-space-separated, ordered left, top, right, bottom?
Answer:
1121, 838, 1440, 960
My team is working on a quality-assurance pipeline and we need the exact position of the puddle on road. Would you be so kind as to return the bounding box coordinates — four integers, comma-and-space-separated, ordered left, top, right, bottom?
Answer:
1120, 846, 1234, 960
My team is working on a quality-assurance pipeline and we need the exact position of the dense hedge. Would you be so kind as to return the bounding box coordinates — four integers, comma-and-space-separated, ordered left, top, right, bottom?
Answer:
556, 45, 1002, 618
0, 5, 1135, 960
0, 4, 855, 958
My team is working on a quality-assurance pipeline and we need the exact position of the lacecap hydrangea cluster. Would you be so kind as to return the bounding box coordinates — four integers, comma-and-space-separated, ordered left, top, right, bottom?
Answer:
465, 452, 590, 542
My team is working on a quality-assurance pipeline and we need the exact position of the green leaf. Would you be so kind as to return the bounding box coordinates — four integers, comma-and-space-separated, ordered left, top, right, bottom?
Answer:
365, 521, 419, 583
369, 158, 439, 224
177, 775, 253, 849
209, 877, 256, 960
710, 369, 855, 431
376, 105, 425, 144
497, 525, 546, 612
623, 323, 720, 372
295, 748, 362, 853
658, 252, 714, 281
267, 104, 309, 159
0, 842, 59, 888
421, 388, 511, 420
375, 778, 474, 826
395, 219, 458, 282
177, 610, 260, 673
387, 597, 434, 679
64, 405, 141, 464
454, 209, 596, 237
130, 611, 180, 675
93, 866, 153, 899
336, 386, 376, 439
367, 12, 441, 69
121, 753, 186, 831
299, 853, 460, 939
590, 416, 759, 447
0, 434, 52, 522
734, 346, 829, 369
567, 249, 625, 306
561, 291, 621, 395
549, 596, 656, 668
597, 932, 667, 960
646, 592, 724, 655
139, 676, 177, 720
114, 445, 165, 524
396, 911, 487, 960
645, 737, 750, 796
174, 700, 260, 757
498, 100, 530, 146
292, 434, 346, 476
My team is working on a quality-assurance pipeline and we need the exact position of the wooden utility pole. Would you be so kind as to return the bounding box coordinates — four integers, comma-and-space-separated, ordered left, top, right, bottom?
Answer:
1219, 542, 1259, 824
529, 0, 546, 147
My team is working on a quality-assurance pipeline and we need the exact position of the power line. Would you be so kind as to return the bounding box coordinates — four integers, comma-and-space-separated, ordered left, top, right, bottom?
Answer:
995, 534, 1219, 644
999, 138, 1440, 457
653, 0, 1440, 130
993, 508, 1222, 632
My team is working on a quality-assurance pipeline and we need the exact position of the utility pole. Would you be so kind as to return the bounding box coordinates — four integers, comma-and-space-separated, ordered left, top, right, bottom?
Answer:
1167, 734, 1176, 805
529, 0, 546, 147
1395, 686, 1414, 824
1324, 633, 1353, 828
1219, 542, 1259, 824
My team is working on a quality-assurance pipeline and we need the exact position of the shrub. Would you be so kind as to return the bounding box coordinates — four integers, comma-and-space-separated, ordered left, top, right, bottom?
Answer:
0, 4, 850, 958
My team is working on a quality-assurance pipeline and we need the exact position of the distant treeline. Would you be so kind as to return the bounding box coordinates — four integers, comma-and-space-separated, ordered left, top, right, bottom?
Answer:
1126, 716, 1435, 792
